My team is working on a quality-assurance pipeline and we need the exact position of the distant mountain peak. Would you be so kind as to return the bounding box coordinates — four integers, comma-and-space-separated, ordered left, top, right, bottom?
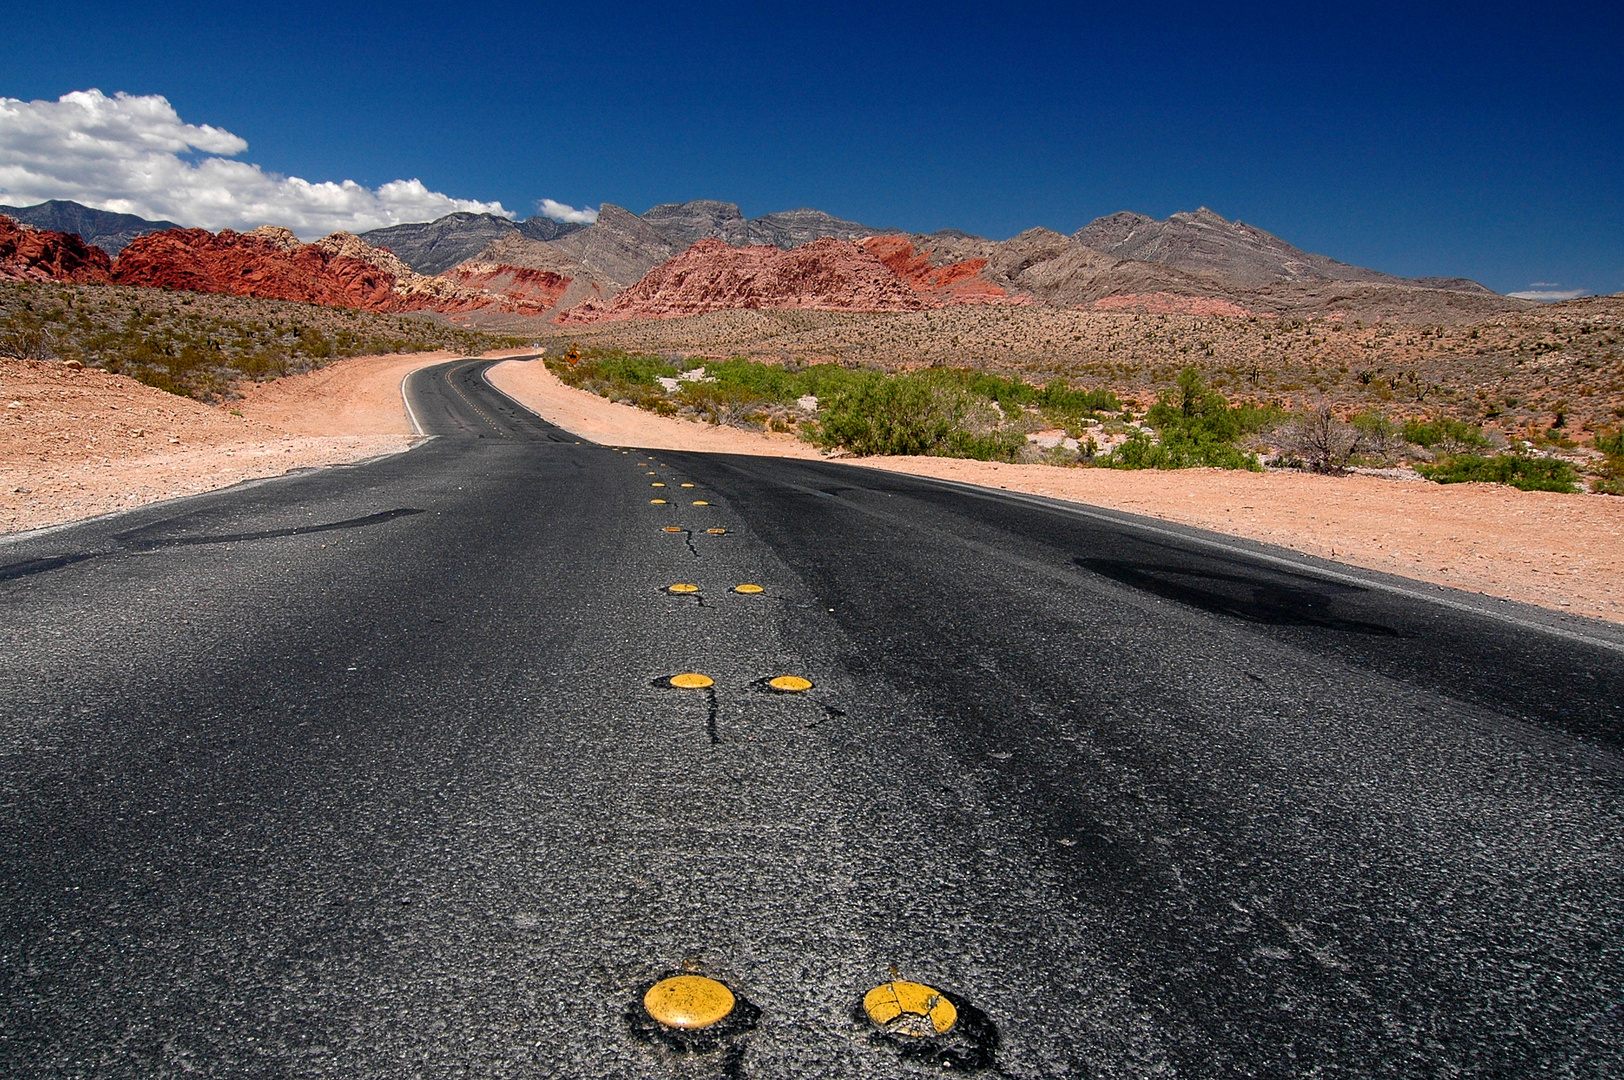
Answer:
0, 199, 179, 255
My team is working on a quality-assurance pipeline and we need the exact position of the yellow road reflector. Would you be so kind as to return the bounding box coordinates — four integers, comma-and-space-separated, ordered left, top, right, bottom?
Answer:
734, 584, 764, 594
707, 528, 727, 535
650, 498, 667, 504
768, 675, 813, 692
670, 673, 714, 689
652, 482, 666, 487
692, 500, 709, 506
863, 980, 957, 1036
644, 975, 735, 1030
663, 526, 683, 532
668, 583, 699, 593
681, 483, 695, 488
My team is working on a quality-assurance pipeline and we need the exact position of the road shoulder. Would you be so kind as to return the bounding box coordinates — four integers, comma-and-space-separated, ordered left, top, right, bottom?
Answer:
486, 358, 1624, 624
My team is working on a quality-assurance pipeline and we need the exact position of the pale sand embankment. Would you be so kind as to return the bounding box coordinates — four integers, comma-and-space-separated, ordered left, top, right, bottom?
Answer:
487, 359, 1624, 624
0, 350, 534, 535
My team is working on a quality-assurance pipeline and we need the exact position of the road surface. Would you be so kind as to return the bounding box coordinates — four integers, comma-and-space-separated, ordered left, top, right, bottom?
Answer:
2, 358, 1621, 1078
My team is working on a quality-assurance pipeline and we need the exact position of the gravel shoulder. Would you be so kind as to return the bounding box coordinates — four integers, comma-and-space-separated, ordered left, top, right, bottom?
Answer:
488, 359, 1624, 624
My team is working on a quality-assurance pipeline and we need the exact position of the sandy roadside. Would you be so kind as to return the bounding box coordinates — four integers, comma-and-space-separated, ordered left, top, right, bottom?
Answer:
487, 359, 1624, 624
0, 349, 533, 536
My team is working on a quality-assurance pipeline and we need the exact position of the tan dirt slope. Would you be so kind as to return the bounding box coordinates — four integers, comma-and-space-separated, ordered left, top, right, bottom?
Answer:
487, 360, 1624, 624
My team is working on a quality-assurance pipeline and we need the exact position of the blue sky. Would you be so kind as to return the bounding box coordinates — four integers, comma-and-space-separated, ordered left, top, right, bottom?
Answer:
2, 0, 1620, 296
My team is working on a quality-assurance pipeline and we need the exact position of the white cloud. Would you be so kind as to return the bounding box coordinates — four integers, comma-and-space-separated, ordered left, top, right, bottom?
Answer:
1508, 288, 1589, 301
537, 198, 598, 224
0, 89, 513, 238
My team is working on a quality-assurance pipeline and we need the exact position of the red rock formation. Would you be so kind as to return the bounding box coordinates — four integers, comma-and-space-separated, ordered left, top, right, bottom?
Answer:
108, 226, 518, 314
0, 215, 113, 283
112, 227, 403, 310
858, 235, 1020, 304
555, 238, 935, 325
440, 262, 572, 314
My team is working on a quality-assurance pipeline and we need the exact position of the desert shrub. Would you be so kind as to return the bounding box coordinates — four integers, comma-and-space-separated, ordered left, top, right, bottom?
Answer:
1592, 429, 1624, 494
0, 326, 58, 361
808, 372, 1025, 460
1403, 416, 1490, 452
1350, 411, 1405, 462
679, 380, 772, 427
550, 348, 678, 392
1416, 454, 1580, 493
1279, 408, 1361, 473
0, 280, 515, 399
1102, 367, 1272, 470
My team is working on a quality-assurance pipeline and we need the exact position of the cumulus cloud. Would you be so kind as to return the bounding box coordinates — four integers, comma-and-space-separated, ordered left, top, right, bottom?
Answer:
537, 198, 598, 224
1508, 287, 1589, 301
0, 89, 513, 238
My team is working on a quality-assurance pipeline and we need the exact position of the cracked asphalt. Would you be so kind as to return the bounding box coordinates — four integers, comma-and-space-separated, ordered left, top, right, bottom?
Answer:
1, 358, 1621, 1078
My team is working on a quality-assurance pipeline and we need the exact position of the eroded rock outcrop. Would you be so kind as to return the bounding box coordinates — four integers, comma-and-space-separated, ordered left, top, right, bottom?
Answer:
441, 262, 572, 313
857, 235, 1024, 304
554, 238, 935, 325
0, 215, 113, 283
109, 227, 510, 313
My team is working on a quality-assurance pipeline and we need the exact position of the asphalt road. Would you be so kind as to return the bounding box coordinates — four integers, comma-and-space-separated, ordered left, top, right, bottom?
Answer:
2, 358, 1621, 1078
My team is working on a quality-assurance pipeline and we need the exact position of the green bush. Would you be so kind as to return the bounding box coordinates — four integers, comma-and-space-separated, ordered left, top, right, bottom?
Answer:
1103, 367, 1272, 470
1416, 454, 1580, 493
807, 372, 1026, 460
1403, 416, 1489, 450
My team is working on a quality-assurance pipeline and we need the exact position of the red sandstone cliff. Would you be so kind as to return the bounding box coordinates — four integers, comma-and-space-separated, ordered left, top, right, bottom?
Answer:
554, 238, 935, 325
857, 235, 1022, 304
440, 261, 572, 313
104, 225, 567, 315
114, 227, 419, 312
0, 216, 113, 284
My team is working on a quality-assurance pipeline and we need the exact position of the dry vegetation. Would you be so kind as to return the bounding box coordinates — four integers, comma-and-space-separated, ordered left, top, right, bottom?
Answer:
0, 281, 522, 400
525, 295, 1624, 439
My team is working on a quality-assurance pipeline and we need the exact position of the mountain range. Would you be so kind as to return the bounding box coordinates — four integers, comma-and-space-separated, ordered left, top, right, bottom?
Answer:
1, 198, 1536, 325
0, 200, 181, 254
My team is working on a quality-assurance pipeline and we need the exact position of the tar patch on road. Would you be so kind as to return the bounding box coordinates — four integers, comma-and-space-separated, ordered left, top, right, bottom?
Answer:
1, 508, 425, 582
1076, 556, 1402, 636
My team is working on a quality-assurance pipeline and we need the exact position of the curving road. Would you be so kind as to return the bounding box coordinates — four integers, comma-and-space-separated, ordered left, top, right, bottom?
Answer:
1, 357, 1621, 1078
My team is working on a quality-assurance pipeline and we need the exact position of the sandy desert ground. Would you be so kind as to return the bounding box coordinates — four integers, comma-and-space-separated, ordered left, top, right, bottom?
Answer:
3, 352, 1619, 624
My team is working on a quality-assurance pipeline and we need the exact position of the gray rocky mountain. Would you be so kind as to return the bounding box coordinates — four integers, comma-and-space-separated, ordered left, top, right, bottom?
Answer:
1073, 207, 1494, 294
0, 200, 179, 254
547, 204, 678, 290
516, 217, 587, 243
454, 204, 680, 315
639, 200, 889, 249
360, 213, 522, 274
358, 212, 585, 274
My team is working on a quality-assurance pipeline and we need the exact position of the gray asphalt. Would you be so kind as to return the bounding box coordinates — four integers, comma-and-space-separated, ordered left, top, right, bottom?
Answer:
1, 357, 1621, 1078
